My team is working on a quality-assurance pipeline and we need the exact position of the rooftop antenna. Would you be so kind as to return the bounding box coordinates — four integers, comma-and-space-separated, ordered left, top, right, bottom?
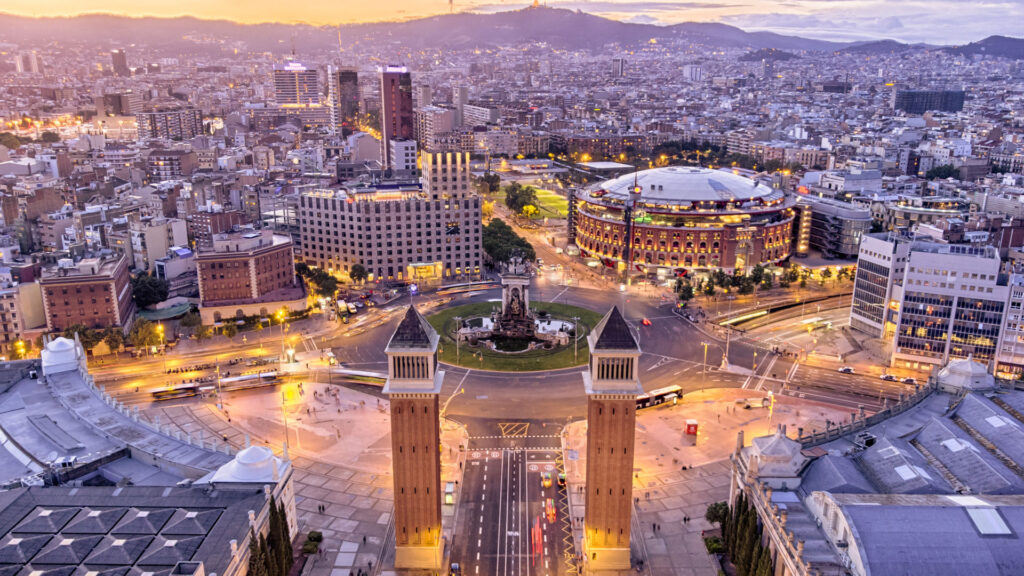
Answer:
337, 26, 343, 57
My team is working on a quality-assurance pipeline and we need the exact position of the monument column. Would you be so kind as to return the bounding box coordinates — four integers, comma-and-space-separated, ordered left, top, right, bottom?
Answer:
384, 306, 445, 569
582, 306, 642, 570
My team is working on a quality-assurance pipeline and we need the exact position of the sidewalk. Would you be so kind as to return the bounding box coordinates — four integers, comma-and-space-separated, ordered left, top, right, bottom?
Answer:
561, 388, 856, 576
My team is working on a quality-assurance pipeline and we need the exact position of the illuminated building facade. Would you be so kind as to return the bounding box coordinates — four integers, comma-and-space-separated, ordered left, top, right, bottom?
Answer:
274, 62, 320, 106
298, 152, 481, 284
380, 65, 414, 168
851, 232, 1012, 373
573, 167, 796, 274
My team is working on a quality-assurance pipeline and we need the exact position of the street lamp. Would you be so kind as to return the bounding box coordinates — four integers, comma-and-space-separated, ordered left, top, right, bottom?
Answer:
156, 323, 166, 372
701, 341, 709, 392
454, 316, 462, 363
572, 316, 580, 362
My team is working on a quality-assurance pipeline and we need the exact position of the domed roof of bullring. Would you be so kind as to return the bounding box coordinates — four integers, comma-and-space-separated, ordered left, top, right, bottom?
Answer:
584, 167, 781, 207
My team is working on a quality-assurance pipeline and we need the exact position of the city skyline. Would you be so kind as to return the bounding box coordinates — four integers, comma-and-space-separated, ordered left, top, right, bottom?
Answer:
0, 0, 1020, 43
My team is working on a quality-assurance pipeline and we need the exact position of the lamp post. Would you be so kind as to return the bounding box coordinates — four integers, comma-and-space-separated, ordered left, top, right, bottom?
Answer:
701, 341, 709, 392
156, 323, 166, 372
215, 354, 223, 410
454, 316, 462, 363
572, 316, 580, 362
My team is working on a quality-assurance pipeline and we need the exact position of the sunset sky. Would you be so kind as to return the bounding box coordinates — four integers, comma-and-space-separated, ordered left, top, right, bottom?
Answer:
1, 0, 1018, 43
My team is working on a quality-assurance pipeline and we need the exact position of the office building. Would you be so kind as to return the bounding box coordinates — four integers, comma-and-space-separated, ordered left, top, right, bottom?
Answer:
793, 195, 873, 259
453, 85, 469, 127
136, 102, 203, 140
195, 229, 301, 323
892, 89, 965, 114
274, 61, 320, 106
850, 233, 1009, 371
110, 48, 130, 77
389, 139, 419, 178
611, 58, 625, 77
14, 51, 41, 74
40, 255, 135, 332
416, 84, 433, 107
298, 152, 481, 284
328, 66, 360, 131
380, 66, 414, 169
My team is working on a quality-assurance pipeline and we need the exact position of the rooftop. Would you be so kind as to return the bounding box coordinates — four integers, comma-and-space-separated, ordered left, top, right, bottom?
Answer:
589, 307, 638, 352
584, 166, 785, 208
386, 307, 439, 351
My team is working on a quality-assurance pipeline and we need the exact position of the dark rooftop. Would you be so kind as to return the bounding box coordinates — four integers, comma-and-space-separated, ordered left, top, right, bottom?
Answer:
387, 307, 438, 350
590, 307, 638, 351
0, 486, 264, 575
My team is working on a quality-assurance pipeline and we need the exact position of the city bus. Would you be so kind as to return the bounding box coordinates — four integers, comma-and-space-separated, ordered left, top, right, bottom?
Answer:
636, 385, 683, 409
151, 383, 202, 401
332, 368, 386, 386
436, 282, 500, 296
218, 371, 281, 392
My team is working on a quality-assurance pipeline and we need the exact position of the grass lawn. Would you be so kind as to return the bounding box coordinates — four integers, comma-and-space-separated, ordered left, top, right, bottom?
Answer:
426, 301, 604, 371
532, 189, 569, 218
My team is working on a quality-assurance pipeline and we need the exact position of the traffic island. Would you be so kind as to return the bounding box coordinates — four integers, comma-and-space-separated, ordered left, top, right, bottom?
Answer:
426, 301, 603, 371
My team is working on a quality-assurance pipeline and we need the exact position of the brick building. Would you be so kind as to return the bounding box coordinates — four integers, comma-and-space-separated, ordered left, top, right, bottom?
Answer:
40, 255, 135, 333
195, 229, 302, 323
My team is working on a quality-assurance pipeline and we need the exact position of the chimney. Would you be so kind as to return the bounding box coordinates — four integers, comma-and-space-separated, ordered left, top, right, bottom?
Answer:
229, 539, 238, 556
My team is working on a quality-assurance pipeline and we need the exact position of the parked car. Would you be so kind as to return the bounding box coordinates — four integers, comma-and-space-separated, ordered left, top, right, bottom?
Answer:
902, 377, 917, 385
879, 374, 898, 381
837, 366, 855, 374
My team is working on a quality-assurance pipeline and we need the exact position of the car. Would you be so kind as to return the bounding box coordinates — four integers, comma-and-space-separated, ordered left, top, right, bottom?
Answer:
449, 563, 461, 576
557, 472, 566, 488
837, 366, 855, 374
879, 374, 897, 381
641, 318, 652, 326
540, 472, 552, 489
902, 377, 917, 385
545, 498, 556, 522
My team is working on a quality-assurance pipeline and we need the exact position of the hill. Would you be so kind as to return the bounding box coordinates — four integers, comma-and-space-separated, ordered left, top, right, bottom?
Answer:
944, 35, 1024, 60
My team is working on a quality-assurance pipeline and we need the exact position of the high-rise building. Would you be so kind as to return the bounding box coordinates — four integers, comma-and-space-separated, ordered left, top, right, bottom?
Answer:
14, 51, 40, 74
414, 106, 455, 150
328, 66, 360, 132
274, 62, 320, 106
453, 85, 469, 127
611, 58, 625, 77
416, 85, 433, 108
136, 102, 203, 140
761, 58, 776, 80
380, 65, 414, 169
892, 89, 965, 114
110, 48, 130, 77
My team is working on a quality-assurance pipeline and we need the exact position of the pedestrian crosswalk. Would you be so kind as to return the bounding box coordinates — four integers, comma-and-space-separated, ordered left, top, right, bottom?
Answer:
468, 434, 561, 440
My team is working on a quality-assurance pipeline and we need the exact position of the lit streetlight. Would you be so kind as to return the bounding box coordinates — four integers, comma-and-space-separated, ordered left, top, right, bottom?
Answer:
701, 341, 709, 392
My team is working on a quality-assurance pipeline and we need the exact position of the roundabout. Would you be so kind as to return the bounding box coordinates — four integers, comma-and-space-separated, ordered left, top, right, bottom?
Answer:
426, 300, 603, 371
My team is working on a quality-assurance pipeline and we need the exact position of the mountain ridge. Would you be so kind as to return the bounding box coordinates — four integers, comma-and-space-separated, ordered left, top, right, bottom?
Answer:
0, 7, 1021, 56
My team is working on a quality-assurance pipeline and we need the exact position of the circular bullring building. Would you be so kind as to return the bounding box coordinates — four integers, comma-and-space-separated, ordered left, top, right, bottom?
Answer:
572, 167, 797, 273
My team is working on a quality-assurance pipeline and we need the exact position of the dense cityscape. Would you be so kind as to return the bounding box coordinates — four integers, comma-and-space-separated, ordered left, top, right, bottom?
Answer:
0, 3, 1023, 576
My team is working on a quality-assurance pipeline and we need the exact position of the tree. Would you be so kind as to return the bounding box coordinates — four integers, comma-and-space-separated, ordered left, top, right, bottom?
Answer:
478, 172, 501, 194
180, 310, 202, 335
247, 528, 268, 576
482, 218, 536, 264
132, 274, 169, 309
750, 265, 765, 285
821, 267, 833, 285
703, 281, 716, 297
128, 318, 161, 349
504, 182, 538, 213
925, 164, 958, 180
521, 204, 539, 219
62, 324, 103, 349
196, 326, 212, 340
482, 199, 496, 220
102, 327, 125, 353
679, 283, 695, 302
349, 264, 368, 284
706, 501, 729, 526
0, 132, 20, 150
222, 323, 238, 338
40, 131, 60, 143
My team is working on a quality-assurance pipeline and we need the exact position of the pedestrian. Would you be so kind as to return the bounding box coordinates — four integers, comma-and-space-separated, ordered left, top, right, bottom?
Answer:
652, 522, 656, 531
363, 535, 367, 545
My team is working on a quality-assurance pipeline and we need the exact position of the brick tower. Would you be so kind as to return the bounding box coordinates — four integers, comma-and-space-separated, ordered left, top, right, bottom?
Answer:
384, 306, 445, 569
583, 306, 642, 570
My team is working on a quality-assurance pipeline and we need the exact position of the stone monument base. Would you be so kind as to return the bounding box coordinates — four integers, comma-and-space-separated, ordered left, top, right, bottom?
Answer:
394, 541, 443, 570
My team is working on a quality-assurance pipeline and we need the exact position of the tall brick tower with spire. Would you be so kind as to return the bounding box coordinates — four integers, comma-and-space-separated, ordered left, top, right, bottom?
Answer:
384, 306, 444, 569
582, 306, 642, 569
